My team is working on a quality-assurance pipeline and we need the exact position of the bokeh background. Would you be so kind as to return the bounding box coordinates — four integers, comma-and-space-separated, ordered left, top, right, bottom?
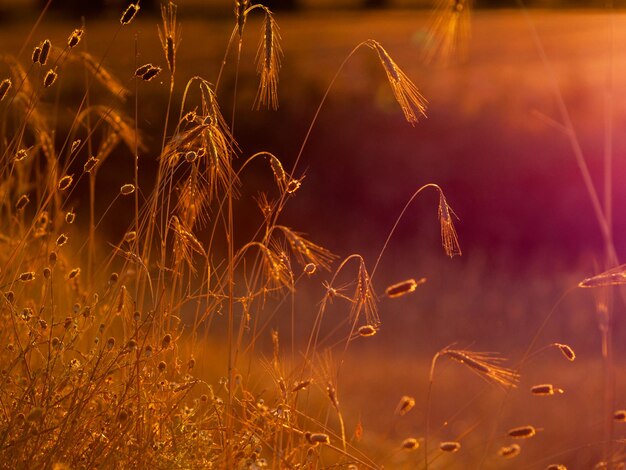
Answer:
3, 1, 626, 467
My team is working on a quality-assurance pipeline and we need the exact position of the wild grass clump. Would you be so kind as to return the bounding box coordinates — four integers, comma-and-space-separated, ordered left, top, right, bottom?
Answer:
0, 1, 457, 466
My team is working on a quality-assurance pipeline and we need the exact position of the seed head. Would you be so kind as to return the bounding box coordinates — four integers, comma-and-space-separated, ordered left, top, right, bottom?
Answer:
436, 349, 519, 388
438, 190, 461, 257
366, 40, 427, 124
498, 444, 521, 458
58, 175, 73, 191
235, 0, 250, 38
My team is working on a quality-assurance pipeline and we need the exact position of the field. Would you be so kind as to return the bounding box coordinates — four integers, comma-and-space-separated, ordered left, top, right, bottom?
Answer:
0, 2, 625, 469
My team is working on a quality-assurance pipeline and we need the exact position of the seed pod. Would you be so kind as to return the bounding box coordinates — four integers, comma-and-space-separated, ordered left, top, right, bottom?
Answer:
0, 78, 11, 101
84, 156, 99, 173
55, 234, 68, 247
67, 268, 80, 280
68, 29, 83, 48
123, 231, 136, 243
15, 194, 29, 211
43, 69, 57, 88
70, 139, 81, 154
401, 438, 419, 450
144, 66, 162, 81
32, 47, 41, 63
49, 251, 57, 266
286, 178, 301, 194
158, 361, 166, 372
18, 272, 35, 282
303, 263, 316, 275
65, 210, 75, 224
531, 384, 563, 396
440, 441, 461, 452
507, 425, 536, 439
161, 333, 172, 349
395, 395, 415, 416
120, 3, 140, 25
498, 444, 521, 458
15, 149, 28, 162
120, 184, 135, 195
39, 39, 51, 65
385, 278, 420, 298
358, 325, 377, 337
553, 343, 576, 361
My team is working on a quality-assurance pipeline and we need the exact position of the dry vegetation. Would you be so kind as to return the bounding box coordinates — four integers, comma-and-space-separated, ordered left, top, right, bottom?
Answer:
0, 1, 625, 469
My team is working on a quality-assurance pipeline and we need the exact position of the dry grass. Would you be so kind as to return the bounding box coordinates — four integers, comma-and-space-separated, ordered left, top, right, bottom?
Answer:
0, 2, 625, 469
